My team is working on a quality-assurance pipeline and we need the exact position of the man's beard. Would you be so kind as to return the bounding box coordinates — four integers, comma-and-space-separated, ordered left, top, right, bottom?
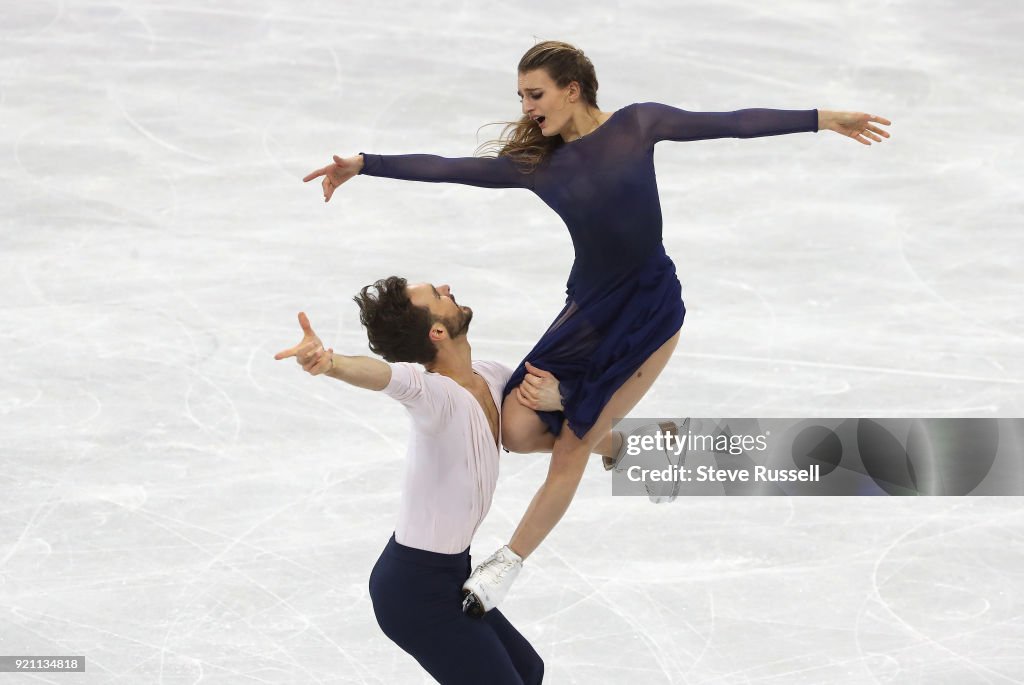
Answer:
440, 306, 473, 339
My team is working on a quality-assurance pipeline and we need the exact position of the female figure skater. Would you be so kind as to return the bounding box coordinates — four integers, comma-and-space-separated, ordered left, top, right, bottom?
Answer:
304, 41, 891, 612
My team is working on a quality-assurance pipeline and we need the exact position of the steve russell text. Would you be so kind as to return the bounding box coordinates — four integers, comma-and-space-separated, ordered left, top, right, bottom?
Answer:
626, 464, 822, 483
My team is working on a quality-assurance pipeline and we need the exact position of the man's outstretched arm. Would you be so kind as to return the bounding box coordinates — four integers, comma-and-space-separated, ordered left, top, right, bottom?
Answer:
325, 353, 390, 391
274, 311, 390, 390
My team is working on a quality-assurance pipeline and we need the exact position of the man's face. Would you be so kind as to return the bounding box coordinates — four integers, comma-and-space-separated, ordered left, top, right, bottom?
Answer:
407, 283, 474, 339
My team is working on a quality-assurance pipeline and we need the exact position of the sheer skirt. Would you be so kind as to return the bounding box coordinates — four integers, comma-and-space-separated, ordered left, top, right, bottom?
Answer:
503, 244, 685, 439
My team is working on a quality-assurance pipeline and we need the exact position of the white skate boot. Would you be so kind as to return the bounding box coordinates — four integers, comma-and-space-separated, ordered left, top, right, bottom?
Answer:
604, 419, 690, 503
461, 545, 523, 617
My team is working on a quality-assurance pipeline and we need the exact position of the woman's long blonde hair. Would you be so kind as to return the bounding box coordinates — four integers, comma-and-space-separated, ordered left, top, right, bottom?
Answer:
477, 41, 600, 173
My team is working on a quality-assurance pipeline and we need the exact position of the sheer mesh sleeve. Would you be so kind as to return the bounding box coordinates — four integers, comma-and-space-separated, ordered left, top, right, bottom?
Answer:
359, 153, 532, 190
635, 102, 818, 145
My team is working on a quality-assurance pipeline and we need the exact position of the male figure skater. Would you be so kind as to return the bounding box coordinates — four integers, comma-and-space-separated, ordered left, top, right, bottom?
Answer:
274, 276, 546, 685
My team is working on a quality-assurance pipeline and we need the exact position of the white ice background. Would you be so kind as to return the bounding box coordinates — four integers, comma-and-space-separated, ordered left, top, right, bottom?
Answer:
1, 1, 1023, 683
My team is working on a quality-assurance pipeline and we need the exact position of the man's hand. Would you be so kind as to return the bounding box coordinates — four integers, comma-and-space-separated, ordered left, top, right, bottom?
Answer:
515, 361, 564, 412
274, 312, 334, 376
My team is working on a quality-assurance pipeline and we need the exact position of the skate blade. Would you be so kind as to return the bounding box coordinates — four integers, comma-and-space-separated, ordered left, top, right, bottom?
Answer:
606, 420, 686, 473
462, 590, 486, 618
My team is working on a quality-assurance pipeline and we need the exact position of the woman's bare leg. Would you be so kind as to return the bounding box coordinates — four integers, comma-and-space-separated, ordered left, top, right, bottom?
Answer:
501, 397, 619, 457
500, 398, 557, 453
507, 330, 681, 559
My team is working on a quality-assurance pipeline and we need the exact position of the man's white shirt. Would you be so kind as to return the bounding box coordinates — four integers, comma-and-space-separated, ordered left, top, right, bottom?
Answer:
383, 360, 513, 554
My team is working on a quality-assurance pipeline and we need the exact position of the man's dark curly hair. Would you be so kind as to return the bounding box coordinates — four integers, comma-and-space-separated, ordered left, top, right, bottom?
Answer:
354, 276, 437, 364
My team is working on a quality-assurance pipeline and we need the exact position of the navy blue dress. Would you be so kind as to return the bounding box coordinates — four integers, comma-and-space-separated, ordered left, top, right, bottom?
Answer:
360, 102, 818, 438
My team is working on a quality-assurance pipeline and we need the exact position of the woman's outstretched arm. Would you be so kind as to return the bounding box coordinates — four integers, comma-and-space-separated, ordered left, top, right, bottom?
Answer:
304, 152, 531, 202
636, 101, 819, 143
635, 102, 890, 146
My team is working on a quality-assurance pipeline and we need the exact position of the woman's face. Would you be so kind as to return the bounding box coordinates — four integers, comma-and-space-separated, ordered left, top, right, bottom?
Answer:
517, 68, 576, 137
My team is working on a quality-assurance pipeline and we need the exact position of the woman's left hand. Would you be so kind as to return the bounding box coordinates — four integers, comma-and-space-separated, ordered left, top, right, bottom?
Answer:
515, 362, 564, 412
823, 110, 892, 145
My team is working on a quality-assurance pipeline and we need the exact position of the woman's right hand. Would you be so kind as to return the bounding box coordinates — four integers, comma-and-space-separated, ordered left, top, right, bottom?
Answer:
303, 154, 364, 202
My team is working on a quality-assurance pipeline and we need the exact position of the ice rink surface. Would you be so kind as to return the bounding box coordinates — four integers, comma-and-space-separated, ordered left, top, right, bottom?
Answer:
2, 0, 1023, 682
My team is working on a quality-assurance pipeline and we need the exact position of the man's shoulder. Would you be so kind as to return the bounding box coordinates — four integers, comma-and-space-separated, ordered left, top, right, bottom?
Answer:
472, 360, 514, 388
385, 362, 451, 396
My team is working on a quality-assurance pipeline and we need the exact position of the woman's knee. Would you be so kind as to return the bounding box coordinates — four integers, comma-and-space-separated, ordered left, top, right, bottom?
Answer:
502, 431, 534, 454
501, 395, 554, 454
501, 423, 548, 454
